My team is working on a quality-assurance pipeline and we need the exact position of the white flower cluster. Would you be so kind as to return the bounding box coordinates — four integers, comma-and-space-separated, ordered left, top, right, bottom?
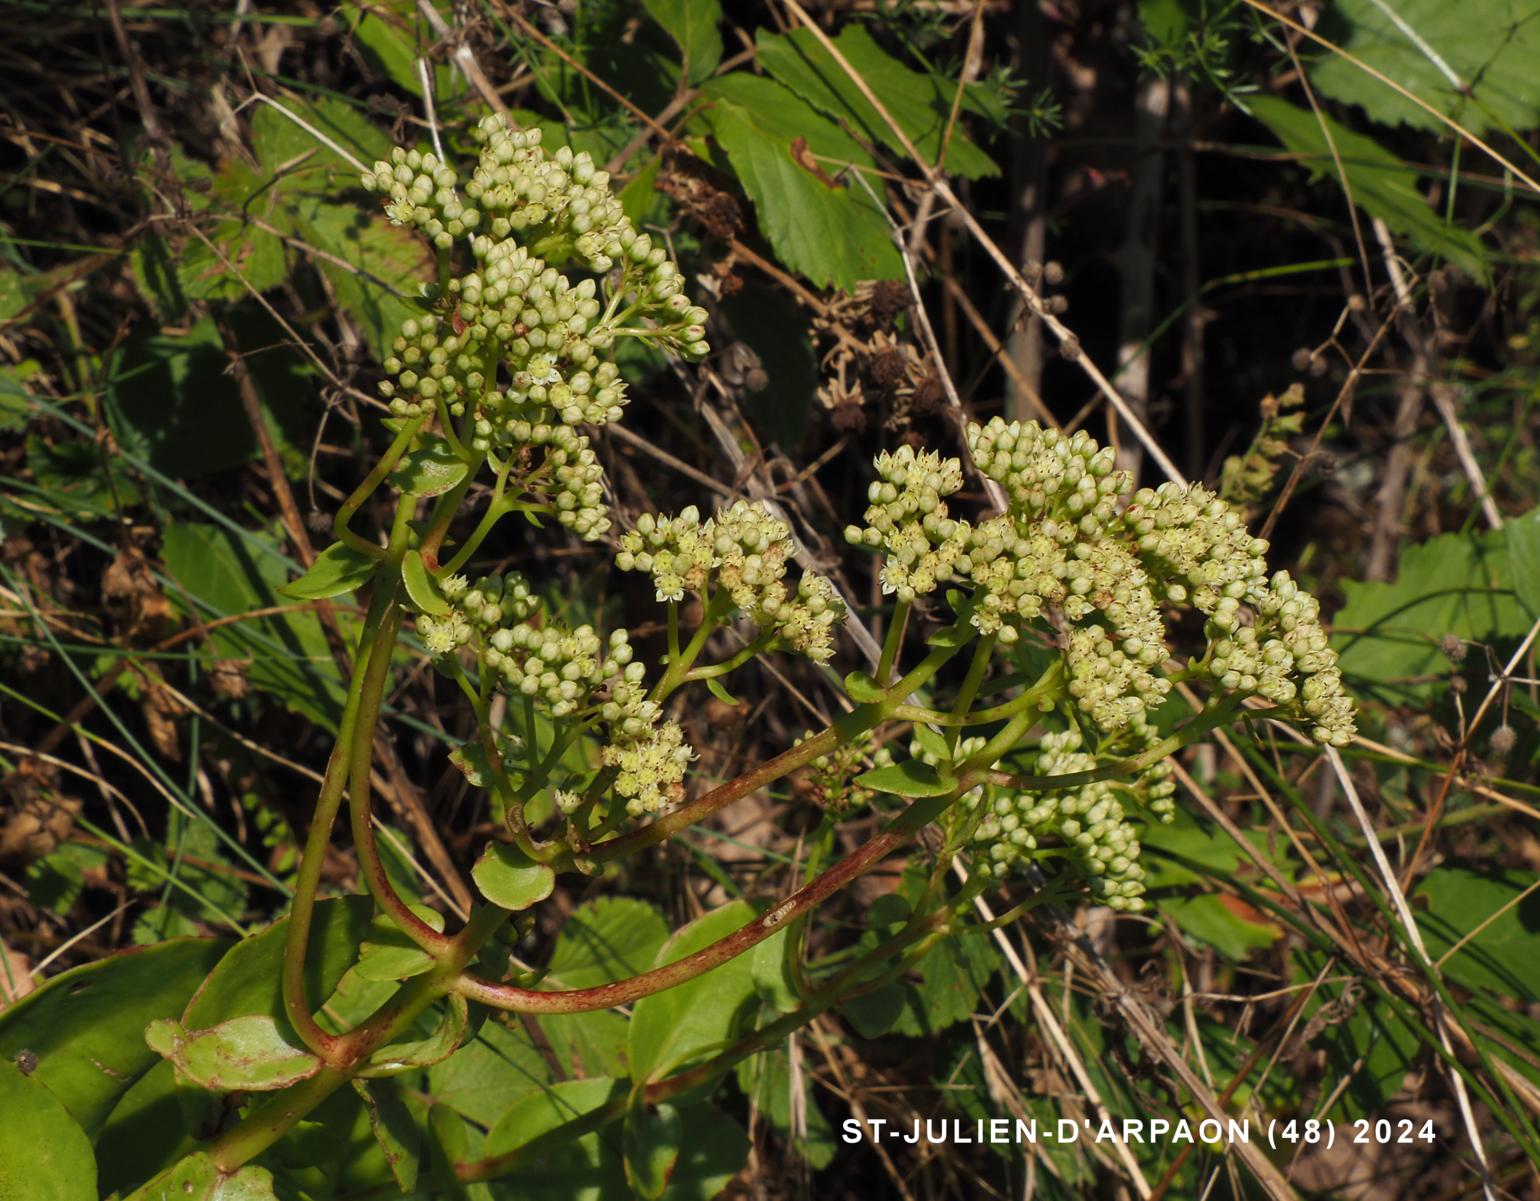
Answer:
971, 729, 1151, 910
846, 421, 1356, 746
412, 572, 693, 817
360, 148, 477, 249
618, 501, 845, 664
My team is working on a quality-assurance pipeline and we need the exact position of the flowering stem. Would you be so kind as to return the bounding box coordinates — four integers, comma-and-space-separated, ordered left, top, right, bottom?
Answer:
347, 504, 455, 955
333, 415, 426, 557
876, 597, 910, 684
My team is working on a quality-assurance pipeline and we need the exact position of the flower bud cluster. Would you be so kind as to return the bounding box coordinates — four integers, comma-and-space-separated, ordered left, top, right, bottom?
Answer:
843, 446, 968, 602
361, 148, 478, 249
795, 732, 894, 817
618, 501, 845, 664
411, 571, 694, 816
848, 420, 1356, 746
971, 729, 1149, 910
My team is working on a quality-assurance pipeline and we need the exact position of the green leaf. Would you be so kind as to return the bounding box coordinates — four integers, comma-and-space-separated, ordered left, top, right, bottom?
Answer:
734, 1047, 836, 1169
717, 282, 817, 447
427, 1019, 552, 1127
1333, 526, 1531, 700
548, 898, 670, 990
642, 0, 723, 84
472, 843, 556, 911
365, 994, 469, 1073
628, 901, 759, 1081
0, 1060, 96, 1201
756, 25, 998, 179
400, 548, 450, 615
703, 674, 739, 706
281, 541, 378, 600
93, 1061, 198, 1196
624, 1097, 682, 1200
483, 1077, 628, 1197
843, 670, 885, 703
538, 898, 669, 1078
355, 905, 445, 983
0, 358, 41, 433
1246, 95, 1488, 281
352, 1078, 423, 1193
251, 93, 393, 177
183, 896, 373, 1035
1507, 505, 1540, 617
855, 760, 955, 798
162, 522, 349, 727
1159, 894, 1280, 961
1416, 868, 1540, 1002
0, 937, 230, 1137
702, 73, 901, 290
389, 439, 470, 498
1310, 0, 1540, 136
26, 432, 141, 518
145, 1014, 321, 1091
122, 1152, 276, 1201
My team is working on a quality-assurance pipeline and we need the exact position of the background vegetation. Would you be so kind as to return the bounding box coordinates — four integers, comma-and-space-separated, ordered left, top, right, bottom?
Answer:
2, 0, 1540, 1197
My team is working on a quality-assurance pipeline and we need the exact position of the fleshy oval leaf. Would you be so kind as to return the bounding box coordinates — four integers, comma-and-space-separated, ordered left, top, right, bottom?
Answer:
854, 760, 955, 798
280, 542, 377, 600
472, 843, 556, 911
401, 548, 450, 616
389, 440, 469, 497
145, 1014, 321, 1092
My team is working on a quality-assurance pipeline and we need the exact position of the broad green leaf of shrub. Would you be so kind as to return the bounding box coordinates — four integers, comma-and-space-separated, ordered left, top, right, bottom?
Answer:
1159, 894, 1280, 961
1247, 95, 1488, 281
0, 1061, 96, 1201
1507, 504, 1540, 616
93, 1061, 197, 1197
162, 522, 348, 727
283, 541, 378, 600
756, 25, 998, 179
1416, 868, 1540, 1002
355, 905, 445, 983
734, 1047, 837, 1169
145, 1014, 321, 1092
1310, 0, 1540, 136
702, 74, 901, 291
0, 937, 230, 1137
1333, 526, 1529, 699
628, 901, 759, 1081
339, 2, 455, 101
250, 94, 393, 179
642, 0, 723, 84
390, 439, 470, 497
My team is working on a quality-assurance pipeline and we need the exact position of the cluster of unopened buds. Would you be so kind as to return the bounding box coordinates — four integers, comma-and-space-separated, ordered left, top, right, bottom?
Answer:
971, 729, 1152, 909
414, 572, 691, 817
847, 419, 1355, 748
617, 501, 846, 665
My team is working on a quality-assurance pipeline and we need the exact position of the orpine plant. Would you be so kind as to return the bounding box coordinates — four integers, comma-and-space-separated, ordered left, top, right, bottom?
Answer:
75, 118, 1352, 1195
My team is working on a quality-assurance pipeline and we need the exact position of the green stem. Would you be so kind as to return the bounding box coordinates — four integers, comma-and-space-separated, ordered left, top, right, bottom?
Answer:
945, 632, 996, 753
652, 590, 730, 701
684, 632, 778, 681
592, 640, 965, 864
346, 504, 453, 955
876, 597, 911, 684
334, 415, 426, 558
